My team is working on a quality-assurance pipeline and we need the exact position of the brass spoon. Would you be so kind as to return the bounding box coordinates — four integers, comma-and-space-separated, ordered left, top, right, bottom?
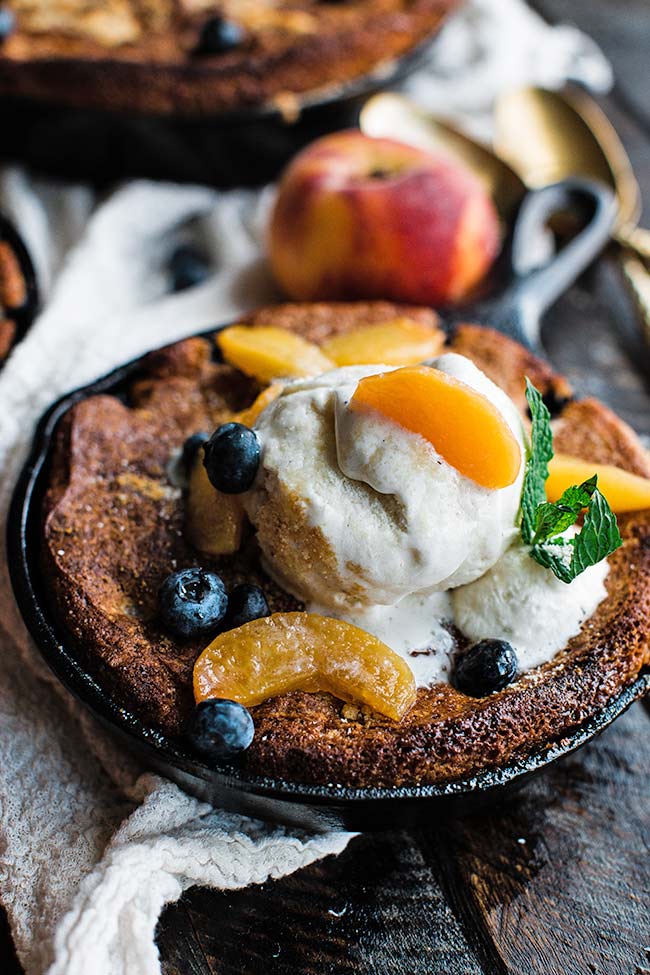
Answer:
494, 86, 650, 340
494, 86, 650, 257
359, 92, 527, 225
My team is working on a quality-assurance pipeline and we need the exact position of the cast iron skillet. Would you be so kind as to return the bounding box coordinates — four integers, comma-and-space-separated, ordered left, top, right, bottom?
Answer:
0, 32, 444, 188
8, 179, 650, 831
0, 210, 39, 359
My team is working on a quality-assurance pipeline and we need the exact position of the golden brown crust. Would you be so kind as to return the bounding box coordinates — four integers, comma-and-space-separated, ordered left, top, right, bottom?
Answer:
0, 1, 458, 116
246, 299, 441, 342
552, 398, 650, 478
449, 322, 573, 414
41, 302, 650, 786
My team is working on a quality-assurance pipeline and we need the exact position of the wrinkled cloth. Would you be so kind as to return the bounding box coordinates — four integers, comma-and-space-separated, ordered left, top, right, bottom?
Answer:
0, 2, 611, 973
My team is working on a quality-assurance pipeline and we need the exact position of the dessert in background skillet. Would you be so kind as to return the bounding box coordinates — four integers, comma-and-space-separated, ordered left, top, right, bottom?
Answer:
40, 300, 650, 787
0, 238, 26, 359
0, 0, 459, 116
0, 211, 38, 363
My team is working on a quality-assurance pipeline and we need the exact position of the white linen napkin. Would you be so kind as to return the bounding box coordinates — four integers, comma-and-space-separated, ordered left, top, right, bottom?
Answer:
0, 2, 611, 973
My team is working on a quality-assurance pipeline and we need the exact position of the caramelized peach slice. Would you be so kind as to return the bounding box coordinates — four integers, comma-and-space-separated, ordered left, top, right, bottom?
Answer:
351, 365, 521, 490
321, 318, 445, 367
234, 382, 284, 427
217, 325, 333, 384
185, 459, 245, 556
193, 612, 416, 721
548, 453, 650, 512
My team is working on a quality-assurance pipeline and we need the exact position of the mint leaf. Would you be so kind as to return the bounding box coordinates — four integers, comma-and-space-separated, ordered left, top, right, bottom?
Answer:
530, 535, 575, 583
532, 475, 598, 544
530, 486, 622, 582
570, 487, 622, 576
520, 378, 553, 544
520, 379, 623, 583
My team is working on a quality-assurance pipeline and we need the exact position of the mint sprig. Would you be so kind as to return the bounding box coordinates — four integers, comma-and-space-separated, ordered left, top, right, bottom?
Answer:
532, 476, 597, 545
520, 379, 553, 545
521, 380, 622, 582
531, 487, 622, 583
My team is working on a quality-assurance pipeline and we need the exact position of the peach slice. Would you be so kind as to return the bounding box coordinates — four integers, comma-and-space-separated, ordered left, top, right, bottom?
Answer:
185, 459, 245, 556
350, 365, 521, 490
321, 318, 445, 367
548, 453, 650, 512
217, 325, 333, 384
234, 382, 285, 428
193, 612, 416, 721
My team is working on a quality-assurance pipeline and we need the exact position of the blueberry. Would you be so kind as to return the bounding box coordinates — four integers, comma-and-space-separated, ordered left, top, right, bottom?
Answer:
203, 422, 260, 494
158, 568, 228, 639
181, 432, 208, 477
188, 699, 254, 759
0, 8, 15, 42
194, 16, 245, 56
169, 245, 210, 292
453, 639, 518, 697
225, 584, 270, 629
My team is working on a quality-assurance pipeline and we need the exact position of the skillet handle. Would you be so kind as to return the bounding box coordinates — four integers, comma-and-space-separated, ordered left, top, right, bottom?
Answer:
478, 179, 616, 354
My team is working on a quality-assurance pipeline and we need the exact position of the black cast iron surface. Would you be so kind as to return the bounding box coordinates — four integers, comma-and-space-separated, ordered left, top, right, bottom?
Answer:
0, 29, 446, 188
8, 306, 650, 830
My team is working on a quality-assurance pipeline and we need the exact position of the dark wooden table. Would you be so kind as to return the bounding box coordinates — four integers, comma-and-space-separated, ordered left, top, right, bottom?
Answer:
3, 2, 650, 972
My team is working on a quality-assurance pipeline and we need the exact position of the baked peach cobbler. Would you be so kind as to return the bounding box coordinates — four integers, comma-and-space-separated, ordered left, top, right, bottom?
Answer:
0, 1, 458, 115
42, 303, 650, 786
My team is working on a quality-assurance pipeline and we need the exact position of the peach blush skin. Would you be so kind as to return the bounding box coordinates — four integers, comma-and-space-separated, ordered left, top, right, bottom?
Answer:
268, 130, 501, 307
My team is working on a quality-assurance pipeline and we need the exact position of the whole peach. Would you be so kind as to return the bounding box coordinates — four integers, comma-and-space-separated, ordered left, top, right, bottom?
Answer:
268, 130, 501, 307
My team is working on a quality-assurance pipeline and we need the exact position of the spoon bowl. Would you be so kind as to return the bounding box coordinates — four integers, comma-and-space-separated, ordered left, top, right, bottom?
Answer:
494, 85, 641, 241
494, 85, 650, 344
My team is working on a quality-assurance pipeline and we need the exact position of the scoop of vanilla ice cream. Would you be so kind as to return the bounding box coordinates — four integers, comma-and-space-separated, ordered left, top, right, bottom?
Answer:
244, 353, 525, 611
452, 533, 609, 671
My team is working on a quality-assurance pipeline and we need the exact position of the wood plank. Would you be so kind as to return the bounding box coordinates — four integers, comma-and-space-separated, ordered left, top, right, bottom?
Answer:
158, 703, 650, 975
428, 702, 650, 975
542, 255, 650, 436
158, 829, 487, 975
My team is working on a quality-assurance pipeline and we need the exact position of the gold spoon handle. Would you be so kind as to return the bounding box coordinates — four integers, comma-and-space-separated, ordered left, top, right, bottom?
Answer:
620, 226, 650, 265
619, 247, 650, 345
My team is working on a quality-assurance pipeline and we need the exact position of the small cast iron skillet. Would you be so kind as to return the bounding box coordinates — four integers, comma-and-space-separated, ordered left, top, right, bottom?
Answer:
8, 179, 650, 831
0, 31, 445, 188
0, 210, 39, 361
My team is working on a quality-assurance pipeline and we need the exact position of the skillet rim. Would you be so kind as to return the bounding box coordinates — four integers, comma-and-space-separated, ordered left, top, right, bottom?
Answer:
7, 324, 650, 819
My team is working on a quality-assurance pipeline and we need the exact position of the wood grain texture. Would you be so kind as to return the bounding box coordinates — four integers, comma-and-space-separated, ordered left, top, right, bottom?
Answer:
157, 703, 650, 975
157, 832, 487, 975
429, 702, 650, 975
